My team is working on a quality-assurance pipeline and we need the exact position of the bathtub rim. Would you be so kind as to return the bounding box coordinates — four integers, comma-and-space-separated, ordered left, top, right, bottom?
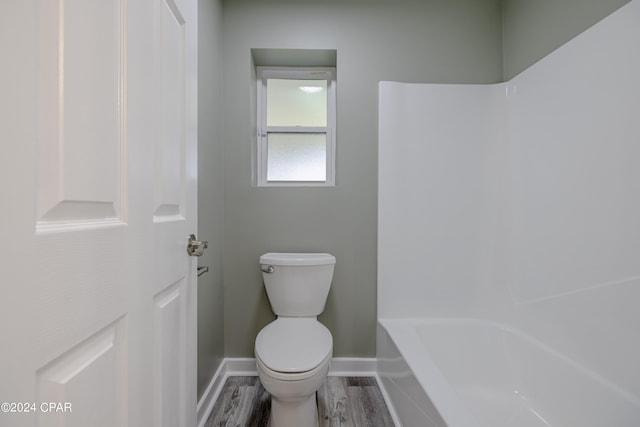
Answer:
378, 317, 482, 427
379, 317, 640, 427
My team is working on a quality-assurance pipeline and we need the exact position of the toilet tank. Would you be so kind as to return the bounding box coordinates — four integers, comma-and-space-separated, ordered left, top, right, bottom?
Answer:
260, 253, 336, 317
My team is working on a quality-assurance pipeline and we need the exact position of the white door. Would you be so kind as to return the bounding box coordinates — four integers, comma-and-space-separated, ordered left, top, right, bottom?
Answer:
0, 0, 198, 426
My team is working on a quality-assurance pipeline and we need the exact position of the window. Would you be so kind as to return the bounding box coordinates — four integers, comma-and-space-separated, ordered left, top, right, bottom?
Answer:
257, 67, 336, 186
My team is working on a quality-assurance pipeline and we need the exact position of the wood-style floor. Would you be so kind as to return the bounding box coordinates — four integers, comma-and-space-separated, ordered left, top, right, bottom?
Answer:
205, 376, 396, 427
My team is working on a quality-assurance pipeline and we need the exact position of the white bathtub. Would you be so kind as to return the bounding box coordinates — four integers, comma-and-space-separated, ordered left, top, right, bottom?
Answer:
377, 318, 640, 427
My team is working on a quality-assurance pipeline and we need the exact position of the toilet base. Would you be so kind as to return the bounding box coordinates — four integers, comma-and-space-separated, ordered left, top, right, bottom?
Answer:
270, 392, 319, 427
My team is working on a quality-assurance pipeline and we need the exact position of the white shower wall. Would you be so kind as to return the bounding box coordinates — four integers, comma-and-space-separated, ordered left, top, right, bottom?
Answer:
379, 0, 640, 399
505, 0, 640, 398
378, 82, 509, 320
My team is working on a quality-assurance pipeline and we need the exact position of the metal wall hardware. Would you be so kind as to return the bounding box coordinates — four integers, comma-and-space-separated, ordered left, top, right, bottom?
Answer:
197, 266, 209, 277
187, 234, 208, 257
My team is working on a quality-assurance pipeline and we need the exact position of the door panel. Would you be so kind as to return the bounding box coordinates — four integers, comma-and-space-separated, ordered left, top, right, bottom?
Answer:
153, 281, 184, 427
37, 0, 124, 228
155, 0, 187, 219
36, 320, 126, 427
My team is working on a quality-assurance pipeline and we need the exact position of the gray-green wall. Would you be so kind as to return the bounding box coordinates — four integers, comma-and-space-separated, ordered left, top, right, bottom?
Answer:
196, 0, 633, 392
221, 0, 503, 358
197, 0, 224, 399
502, 0, 631, 79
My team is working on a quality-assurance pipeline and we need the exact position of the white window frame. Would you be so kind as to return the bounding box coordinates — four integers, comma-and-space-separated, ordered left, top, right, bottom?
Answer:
256, 66, 336, 187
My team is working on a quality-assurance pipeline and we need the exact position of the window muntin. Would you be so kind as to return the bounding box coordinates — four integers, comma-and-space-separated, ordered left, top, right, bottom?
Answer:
257, 67, 336, 186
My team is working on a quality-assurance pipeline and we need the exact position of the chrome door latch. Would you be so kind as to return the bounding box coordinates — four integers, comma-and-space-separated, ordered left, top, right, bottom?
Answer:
187, 234, 208, 257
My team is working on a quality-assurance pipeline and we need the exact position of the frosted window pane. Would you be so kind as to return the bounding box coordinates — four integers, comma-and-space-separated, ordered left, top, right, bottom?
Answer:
267, 133, 326, 181
267, 79, 327, 127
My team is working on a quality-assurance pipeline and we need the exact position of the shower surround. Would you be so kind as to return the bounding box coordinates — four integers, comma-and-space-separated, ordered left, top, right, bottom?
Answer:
377, 1, 640, 425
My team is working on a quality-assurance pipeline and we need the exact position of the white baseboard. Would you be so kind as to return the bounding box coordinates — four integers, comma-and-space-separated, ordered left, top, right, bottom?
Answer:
196, 357, 380, 427
224, 357, 258, 376
373, 372, 404, 427
329, 357, 377, 376
196, 361, 227, 427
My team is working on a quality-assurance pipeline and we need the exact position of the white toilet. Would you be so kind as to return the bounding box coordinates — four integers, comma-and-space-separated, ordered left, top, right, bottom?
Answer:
255, 252, 336, 427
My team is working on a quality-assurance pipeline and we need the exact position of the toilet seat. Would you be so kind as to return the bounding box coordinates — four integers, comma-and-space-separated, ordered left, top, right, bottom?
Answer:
256, 350, 331, 382
255, 318, 332, 376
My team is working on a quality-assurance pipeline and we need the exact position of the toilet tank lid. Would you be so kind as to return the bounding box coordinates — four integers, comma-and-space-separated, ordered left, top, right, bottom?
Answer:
259, 253, 336, 266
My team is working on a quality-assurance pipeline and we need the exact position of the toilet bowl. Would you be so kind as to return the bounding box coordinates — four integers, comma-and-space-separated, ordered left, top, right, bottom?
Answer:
255, 253, 336, 427
255, 318, 332, 427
